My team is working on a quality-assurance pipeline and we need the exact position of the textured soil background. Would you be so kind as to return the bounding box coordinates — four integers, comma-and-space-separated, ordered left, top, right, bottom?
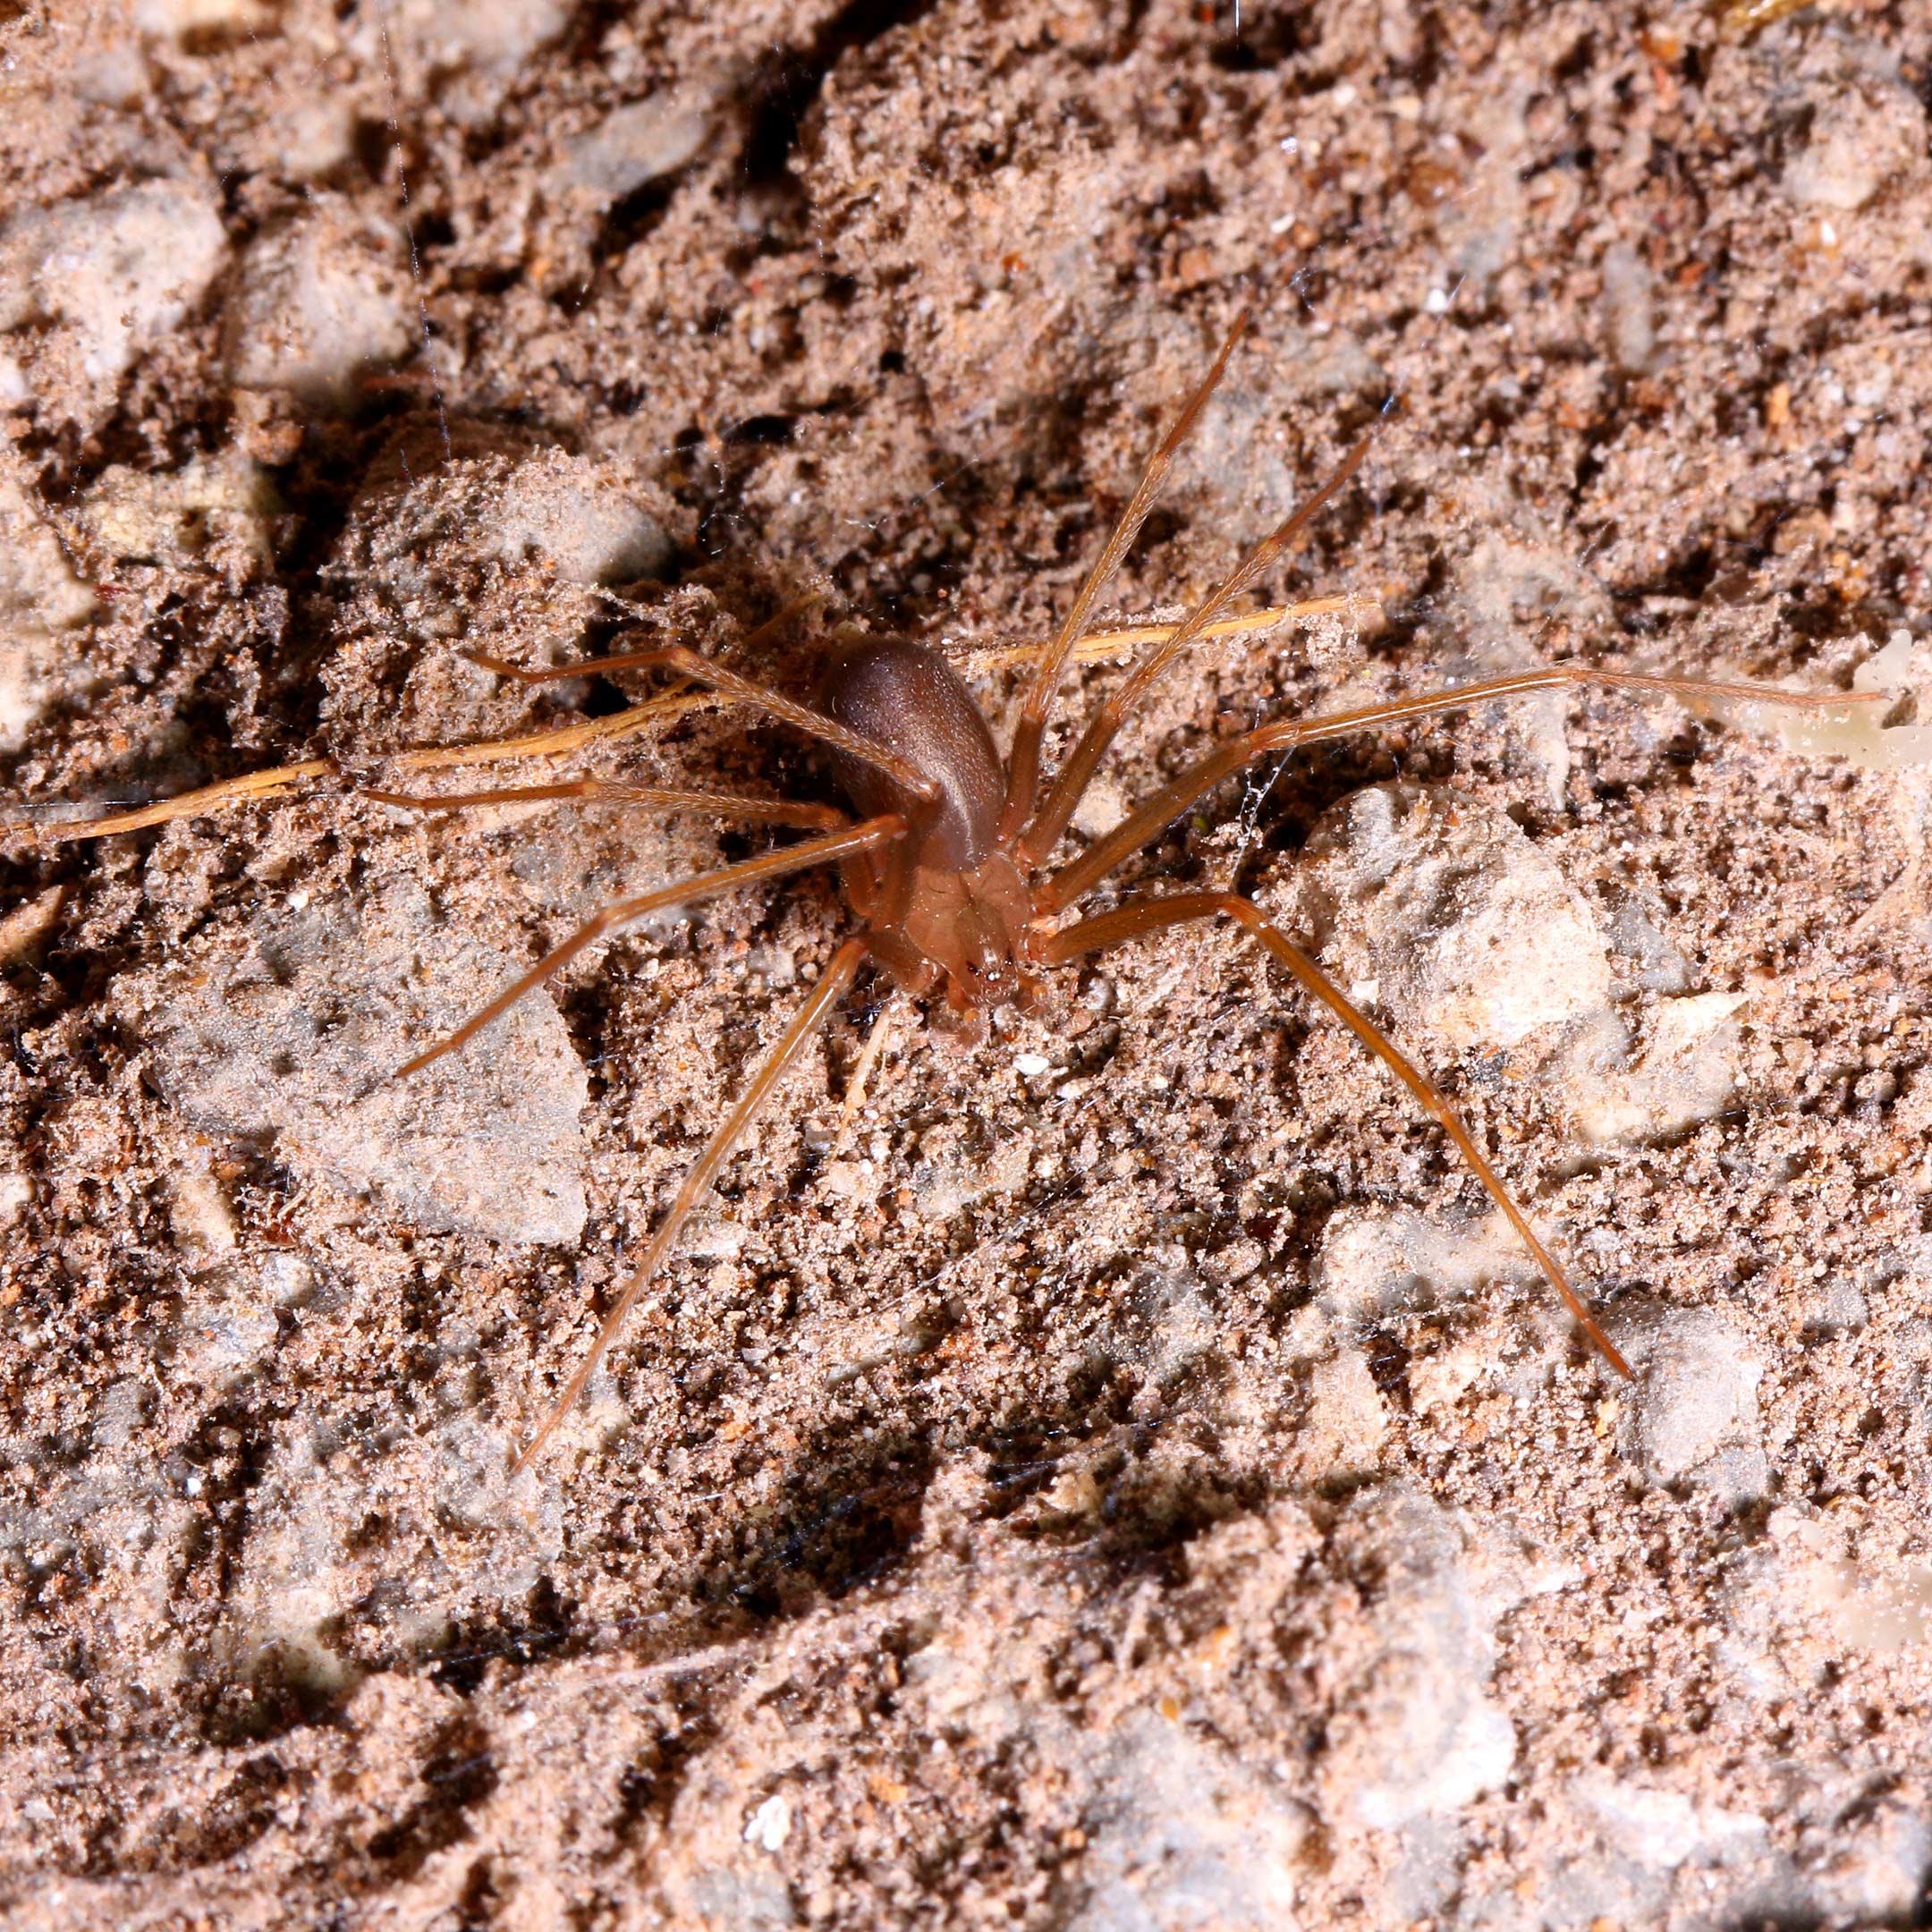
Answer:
4, 0, 1932, 1926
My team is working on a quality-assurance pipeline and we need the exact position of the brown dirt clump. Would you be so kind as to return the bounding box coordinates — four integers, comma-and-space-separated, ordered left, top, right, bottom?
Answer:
3, 1, 1931, 1926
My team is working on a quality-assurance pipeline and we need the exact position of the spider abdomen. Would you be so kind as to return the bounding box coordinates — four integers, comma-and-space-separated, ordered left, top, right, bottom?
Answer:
820, 636, 1006, 871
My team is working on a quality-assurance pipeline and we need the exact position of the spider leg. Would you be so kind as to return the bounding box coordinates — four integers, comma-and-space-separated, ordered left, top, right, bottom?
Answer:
953, 597, 1353, 678
393, 690, 718, 774
471, 642, 939, 805
1017, 430, 1375, 868
394, 815, 904, 1079
1038, 664, 1885, 914
513, 933, 870, 1473
13, 693, 726, 843
365, 777, 847, 831
999, 312, 1252, 843
1036, 890, 1632, 1377
16, 758, 339, 842
828, 988, 901, 1160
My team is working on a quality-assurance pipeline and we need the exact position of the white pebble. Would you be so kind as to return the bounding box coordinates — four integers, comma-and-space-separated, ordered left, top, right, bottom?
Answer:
565, 89, 717, 201
1295, 782, 1614, 1056
743, 1793, 792, 1852
227, 198, 417, 405
0, 180, 226, 389
1609, 1305, 1766, 1501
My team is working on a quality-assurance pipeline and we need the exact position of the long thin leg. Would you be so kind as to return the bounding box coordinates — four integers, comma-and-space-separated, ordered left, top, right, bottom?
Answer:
1036, 891, 1631, 1376
828, 989, 901, 1159
14, 758, 339, 842
1038, 665, 1885, 914
365, 777, 846, 831
953, 596, 1354, 677
1017, 431, 1374, 867
513, 934, 870, 1473
471, 642, 939, 805
393, 690, 719, 774
395, 816, 904, 1079
998, 314, 1251, 843
15, 601, 821, 845
13, 691, 725, 843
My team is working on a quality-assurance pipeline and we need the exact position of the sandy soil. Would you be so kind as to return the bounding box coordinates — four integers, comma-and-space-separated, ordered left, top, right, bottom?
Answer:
3, 0, 1932, 1926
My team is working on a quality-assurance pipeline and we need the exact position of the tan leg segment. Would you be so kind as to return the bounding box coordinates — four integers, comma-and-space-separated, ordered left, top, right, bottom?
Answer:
514, 934, 870, 1473
393, 691, 721, 773
394, 815, 903, 1080
471, 643, 938, 805
16, 758, 339, 842
365, 778, 846, 830
828, 989, 902, 1160
1018, 431, 1373, 867
953, 597, 1354, 678
999, 313, 1252, 843
14, 692, 730, 843
1037, 890, 1632, 1377
1039, 664, 1885, 914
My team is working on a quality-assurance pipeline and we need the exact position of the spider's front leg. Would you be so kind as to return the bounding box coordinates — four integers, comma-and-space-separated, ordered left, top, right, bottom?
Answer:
1035, 664, 1885, 912
1027, 663, 1883, 1370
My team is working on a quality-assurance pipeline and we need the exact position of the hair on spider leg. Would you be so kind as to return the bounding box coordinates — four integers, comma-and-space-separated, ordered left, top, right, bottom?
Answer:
21, 309, 1887, 1478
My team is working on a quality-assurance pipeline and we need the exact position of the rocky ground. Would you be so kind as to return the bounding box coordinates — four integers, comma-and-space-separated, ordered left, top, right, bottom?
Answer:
3, 0, 1932, 1926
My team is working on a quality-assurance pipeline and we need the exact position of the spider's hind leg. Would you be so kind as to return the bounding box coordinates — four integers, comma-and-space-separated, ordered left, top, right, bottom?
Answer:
1039, 888, 1633, 1378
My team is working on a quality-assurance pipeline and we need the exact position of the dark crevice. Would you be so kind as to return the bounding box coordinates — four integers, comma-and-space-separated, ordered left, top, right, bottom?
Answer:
742, 0, 942, 185
590, 179, 676, 269
366, 1716, 499, 1877
1208, 2, 1317, 72
696, 1432, 938, 1621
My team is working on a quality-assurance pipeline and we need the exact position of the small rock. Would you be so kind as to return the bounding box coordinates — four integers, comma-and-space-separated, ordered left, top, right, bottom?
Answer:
1602, 891, 1692, 995
1107, 1267, 1220, 1385
1609, 1305, 1765, 1500
171, 1275, 281, 1385
0, 180, 227, 398
1301, 1345, 1389, 1474
1764, 1508, 1932, 1657
1295, 782, 1614, 1057
167, 1161, 238, 1259
1321, 1488, 1516, 1829
1783, 69, 1927, 213
271, 97, 356, 180
1568, 1773, 1767, 1873
133, 0, 268, 35
1070, 1708, 1308, 1930
89, 1380, 151, 1451
76, 449, 281, 579
742, 1793, 792, 1852
1572, 992, 1747, 1145
227, 197, 417, 405
0, 887, 64, 970
0, 464, 100, 750
124, 884, 589, 1245
565, 89, 718, 201
1600, 242, 1657, 374
1445, 530, 1614, 807
482, 445, 674, 585
1309, 1204, 1533, 1328
380, 0, 569, 71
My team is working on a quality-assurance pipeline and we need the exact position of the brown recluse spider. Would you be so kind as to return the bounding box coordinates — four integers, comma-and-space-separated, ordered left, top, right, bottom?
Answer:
28, 312, 1882, 1475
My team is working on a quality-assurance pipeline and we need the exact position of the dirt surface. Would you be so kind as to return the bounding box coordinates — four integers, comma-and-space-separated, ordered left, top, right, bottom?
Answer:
4, 0, 1932, 1926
